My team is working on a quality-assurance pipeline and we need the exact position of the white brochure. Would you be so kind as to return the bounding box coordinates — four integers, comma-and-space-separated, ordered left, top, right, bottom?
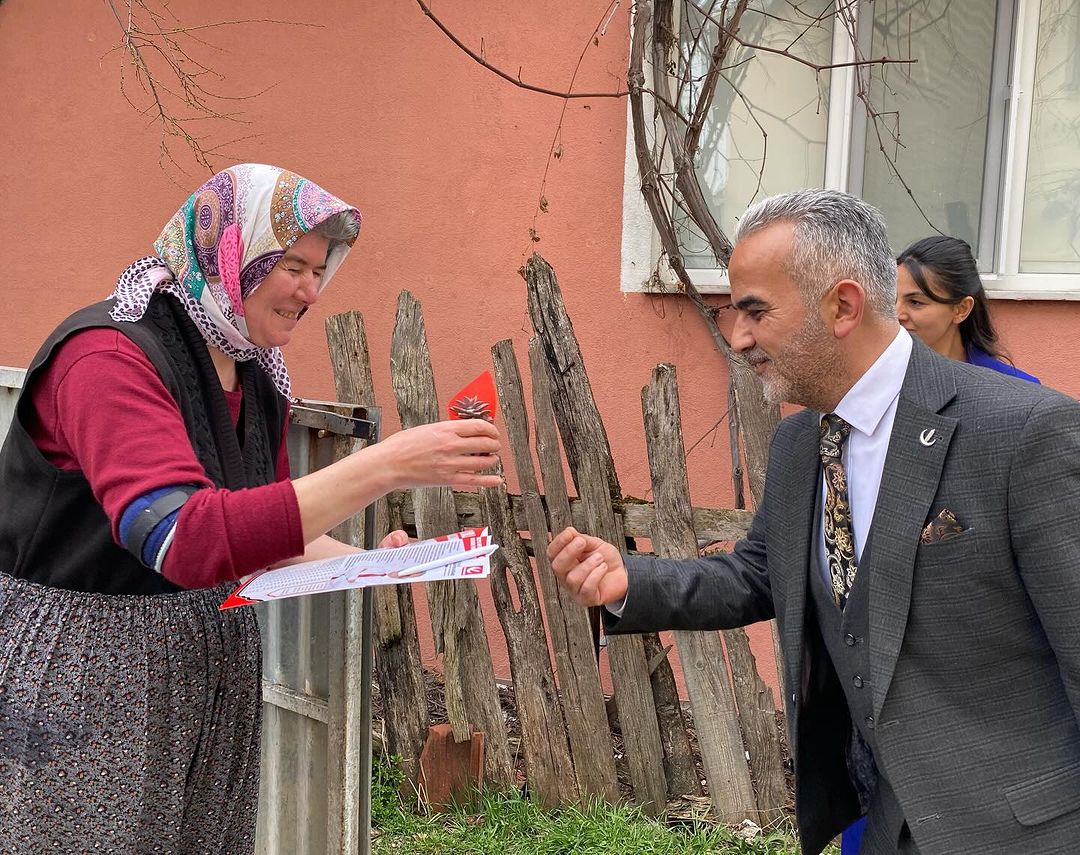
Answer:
220, 527, 495, 609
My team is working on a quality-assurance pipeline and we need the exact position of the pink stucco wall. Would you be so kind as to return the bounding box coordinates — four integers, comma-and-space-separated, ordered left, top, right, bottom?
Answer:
3, 2, 1079, 705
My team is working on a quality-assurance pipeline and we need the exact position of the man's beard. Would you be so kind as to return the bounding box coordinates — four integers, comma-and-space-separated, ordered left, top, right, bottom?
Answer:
750, 314, 842, 411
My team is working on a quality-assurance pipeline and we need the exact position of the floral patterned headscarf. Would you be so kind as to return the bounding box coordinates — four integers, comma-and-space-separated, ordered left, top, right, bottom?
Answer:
110, 163, 362, 399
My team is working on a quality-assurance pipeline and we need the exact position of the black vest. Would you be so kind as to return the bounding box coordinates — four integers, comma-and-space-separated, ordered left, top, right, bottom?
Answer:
810, 500, 914, 854
0, 294, 287, 595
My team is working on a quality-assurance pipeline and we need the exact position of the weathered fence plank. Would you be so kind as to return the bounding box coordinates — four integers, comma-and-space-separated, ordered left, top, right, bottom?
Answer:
724, 626, 787, 825
312, 280, 784, 821
325, 311, 429, 790
390, 291, 512, 788
638, 630, 703, 800
613, 507, 701, 802
478, 460, 578, 804
523, 254, 667, 814
528, 340, 575, 535
643, 364, 787, 824
642, 364, 757, 821
394, 490, 754, 544
721, 383, 787, 822
731, 366, 788, 713
522, 259, 619, 502
703, 394, 787, 833
583, 491, 667, 812
493, 339, 619, 804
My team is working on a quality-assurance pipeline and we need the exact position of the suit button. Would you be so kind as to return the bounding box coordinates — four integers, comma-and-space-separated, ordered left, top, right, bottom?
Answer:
853, 675, 864, 688
845, 633, 858, 646
865, 716, 875, 729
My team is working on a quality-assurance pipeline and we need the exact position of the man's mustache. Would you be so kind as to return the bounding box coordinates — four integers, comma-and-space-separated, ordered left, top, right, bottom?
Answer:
734, 349, 768, 369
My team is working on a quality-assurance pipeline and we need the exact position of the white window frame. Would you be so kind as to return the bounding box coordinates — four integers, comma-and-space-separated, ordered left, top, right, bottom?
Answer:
619, 0, 1080, 300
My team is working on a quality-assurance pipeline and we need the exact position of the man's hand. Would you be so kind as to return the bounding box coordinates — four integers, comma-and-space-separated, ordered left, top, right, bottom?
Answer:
547, 526, 628, 608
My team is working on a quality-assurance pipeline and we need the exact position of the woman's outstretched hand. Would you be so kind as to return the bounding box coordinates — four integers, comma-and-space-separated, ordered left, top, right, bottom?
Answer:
292, 419, 502, 549
372, 418, 502, 490
378, 529, 410, 549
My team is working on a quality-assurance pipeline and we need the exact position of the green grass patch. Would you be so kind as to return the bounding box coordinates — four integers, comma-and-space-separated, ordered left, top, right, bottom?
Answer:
371, 752, 408, 830
371, 756, 832, 855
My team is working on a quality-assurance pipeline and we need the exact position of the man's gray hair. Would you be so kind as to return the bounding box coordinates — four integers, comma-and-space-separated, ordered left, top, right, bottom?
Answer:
313, 211, 361, 246
734, 189, 896, 317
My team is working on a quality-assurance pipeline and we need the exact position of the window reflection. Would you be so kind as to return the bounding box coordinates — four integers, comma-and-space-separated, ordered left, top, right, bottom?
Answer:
678, 1, 832, 268
859, 1, 1000, 262
1020, 0, 1080, 273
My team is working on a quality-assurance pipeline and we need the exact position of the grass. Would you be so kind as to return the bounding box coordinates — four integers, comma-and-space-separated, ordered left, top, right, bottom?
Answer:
371, 755, 833, 855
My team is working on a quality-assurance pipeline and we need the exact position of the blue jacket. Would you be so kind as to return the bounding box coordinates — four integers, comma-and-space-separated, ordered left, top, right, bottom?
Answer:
967, 346, 1040, 384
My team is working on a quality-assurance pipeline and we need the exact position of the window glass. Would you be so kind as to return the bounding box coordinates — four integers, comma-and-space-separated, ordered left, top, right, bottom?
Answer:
678, 1, 832, 268
1019, 0, 1080, 273
860, 2, 998, 259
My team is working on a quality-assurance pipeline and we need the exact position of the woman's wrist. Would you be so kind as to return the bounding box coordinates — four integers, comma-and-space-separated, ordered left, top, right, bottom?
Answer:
344, 442, 400, 498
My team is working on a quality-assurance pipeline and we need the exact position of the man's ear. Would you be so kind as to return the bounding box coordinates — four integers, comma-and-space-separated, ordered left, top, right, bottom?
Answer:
829, 279, 865, 339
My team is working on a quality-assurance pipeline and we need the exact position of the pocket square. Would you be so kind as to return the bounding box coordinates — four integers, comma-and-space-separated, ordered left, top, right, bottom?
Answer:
920, 508, 967, 544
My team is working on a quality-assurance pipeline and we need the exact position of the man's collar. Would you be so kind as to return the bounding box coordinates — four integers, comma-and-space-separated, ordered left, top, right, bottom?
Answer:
900, 334, 961, 414
832, 328, 912, 436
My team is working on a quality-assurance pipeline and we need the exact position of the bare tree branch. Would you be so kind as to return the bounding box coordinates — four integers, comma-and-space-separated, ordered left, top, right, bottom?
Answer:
687, 0, 750, 157
415, 0, 629, 100
686, 0, 916, 74
529, 2, 627, 243
414, 0, 691, 124
835, 4, 943, 235
104, 0, 315, 175
652, 0, 734, 264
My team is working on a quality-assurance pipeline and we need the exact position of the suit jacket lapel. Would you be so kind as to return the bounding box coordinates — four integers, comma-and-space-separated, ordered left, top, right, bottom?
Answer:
777, 412, 822, 694
868, 339, 958, 717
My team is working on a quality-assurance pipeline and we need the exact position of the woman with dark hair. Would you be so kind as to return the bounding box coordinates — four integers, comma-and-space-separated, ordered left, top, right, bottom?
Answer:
895, 235, 1039, 382
0, 164, 502, 854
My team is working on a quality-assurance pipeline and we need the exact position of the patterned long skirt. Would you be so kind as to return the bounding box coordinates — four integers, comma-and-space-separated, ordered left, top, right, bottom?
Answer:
0, 573, 263, 854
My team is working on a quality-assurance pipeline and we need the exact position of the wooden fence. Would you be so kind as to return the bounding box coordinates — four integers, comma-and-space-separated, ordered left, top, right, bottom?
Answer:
325, 253, 786, 824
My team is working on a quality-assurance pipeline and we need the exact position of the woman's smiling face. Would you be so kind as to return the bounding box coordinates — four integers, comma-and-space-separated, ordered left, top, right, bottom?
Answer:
243, 230, 330, 348
895, 262, 972, 358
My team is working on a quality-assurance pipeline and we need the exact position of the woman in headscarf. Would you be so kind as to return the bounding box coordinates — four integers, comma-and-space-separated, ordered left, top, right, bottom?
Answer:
0, 164, 501, 854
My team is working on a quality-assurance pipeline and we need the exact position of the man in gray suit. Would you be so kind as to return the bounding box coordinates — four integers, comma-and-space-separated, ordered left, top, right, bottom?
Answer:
549, 189, 1080, 854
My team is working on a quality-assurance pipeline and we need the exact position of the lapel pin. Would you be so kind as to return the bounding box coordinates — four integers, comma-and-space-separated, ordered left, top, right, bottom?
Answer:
919, 428, 937, 447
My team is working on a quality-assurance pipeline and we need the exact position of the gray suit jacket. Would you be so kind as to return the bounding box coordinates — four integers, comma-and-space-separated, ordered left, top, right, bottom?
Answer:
613, 339, 1080, 854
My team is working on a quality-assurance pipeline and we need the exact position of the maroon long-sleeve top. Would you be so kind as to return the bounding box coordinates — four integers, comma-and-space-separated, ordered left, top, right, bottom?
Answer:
27, 328, 306, 589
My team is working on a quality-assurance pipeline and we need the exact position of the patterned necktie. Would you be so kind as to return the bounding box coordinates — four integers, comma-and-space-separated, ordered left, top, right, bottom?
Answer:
820, 413, 857, 608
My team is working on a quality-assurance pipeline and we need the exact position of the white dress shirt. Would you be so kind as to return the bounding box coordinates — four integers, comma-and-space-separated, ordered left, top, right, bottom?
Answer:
817, 328, 912, 584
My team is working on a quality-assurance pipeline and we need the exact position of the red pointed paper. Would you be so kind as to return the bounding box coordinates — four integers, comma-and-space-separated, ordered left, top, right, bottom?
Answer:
219, 571, 265, 610
447, 370, 497, 423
